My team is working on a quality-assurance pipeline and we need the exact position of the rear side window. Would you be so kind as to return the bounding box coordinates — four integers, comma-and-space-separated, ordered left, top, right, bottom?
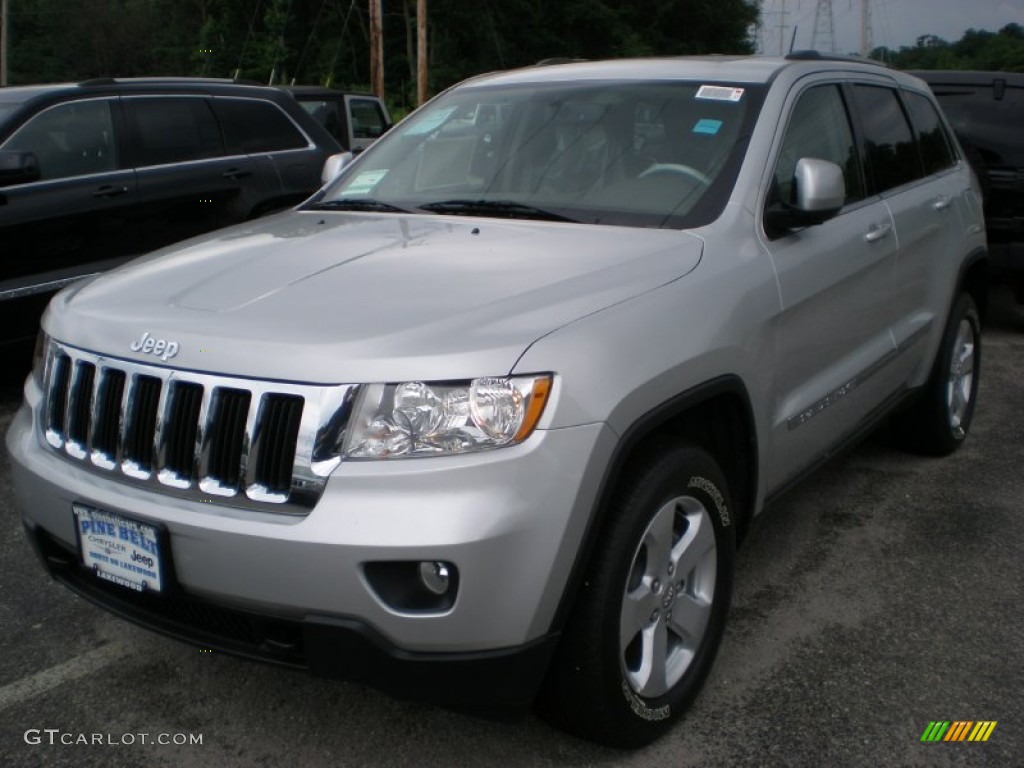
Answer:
902, 90, 956, 175
349, 98, 387, 139
850, 85, 920, 193
772, 84, 864, 206
213, 99, 309, 153
3, 99, 118, 180
928, 82, 1024, 168
299, 99, 343, 141
125, 98, 223, 167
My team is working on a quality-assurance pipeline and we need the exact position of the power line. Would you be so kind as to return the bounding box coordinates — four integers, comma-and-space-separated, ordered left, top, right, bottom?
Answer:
235, 0, 264, 80
292, 0, 331, 84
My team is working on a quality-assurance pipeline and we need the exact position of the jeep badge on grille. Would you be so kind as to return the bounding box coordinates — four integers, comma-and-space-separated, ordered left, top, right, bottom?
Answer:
129, 331, 179, 361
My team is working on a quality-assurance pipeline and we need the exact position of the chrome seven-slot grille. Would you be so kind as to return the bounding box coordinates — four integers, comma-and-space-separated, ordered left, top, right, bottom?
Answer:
40, 341, 356, 513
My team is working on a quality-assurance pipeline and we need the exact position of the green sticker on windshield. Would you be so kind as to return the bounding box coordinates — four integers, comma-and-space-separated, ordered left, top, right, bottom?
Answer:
343, 170, 388, 196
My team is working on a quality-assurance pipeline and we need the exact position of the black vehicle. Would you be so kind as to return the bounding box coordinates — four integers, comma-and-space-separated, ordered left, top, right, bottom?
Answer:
912, 70, 1024, 300
0, 78, 342, 351
280, 86, 392, 153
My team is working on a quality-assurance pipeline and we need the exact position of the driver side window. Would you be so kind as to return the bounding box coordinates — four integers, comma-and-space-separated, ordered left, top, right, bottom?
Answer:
3, 100, 118, 181
773, 85, 863, 207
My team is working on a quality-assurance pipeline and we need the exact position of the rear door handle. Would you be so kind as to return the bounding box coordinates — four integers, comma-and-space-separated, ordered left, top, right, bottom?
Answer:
92, 185, 130, 198
932, 195, 952, 211
221, 168, 252, 180
864, 222, 892, 243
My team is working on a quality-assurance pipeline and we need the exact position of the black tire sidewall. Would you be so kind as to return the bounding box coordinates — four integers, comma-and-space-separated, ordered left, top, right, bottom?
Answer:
927, 294, 982, 452
540, 442, 735, 747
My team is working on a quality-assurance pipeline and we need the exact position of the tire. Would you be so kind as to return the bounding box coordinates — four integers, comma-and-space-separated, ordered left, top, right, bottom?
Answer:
536, 441, 735, 747
896, 293, 981, 456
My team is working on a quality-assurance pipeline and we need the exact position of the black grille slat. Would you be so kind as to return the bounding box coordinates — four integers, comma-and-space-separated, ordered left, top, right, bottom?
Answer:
255, 395, 303, 493
93, 370, 126, 458
207, 388, 251, 487
67, 363, 96, 446
38, 344, 334, 510
163, 382, 203, 481
124, 375, 162, 471
47, 353, 72, 436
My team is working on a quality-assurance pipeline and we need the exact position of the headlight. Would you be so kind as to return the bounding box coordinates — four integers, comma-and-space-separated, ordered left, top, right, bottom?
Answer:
344, 375, 552, 459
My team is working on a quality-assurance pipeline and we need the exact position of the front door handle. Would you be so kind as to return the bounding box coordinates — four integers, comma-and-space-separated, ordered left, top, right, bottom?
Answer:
933, 195, 952, 211
221, 168, 252, 180
864, 222, 893, 243
92, 185, 130, 198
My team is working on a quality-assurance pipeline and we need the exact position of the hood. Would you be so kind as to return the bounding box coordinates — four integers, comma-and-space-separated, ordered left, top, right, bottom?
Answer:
46, 212, 703, 383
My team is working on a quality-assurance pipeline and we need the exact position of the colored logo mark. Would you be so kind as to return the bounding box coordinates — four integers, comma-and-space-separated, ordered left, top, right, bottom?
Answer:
920, 721, 997, 742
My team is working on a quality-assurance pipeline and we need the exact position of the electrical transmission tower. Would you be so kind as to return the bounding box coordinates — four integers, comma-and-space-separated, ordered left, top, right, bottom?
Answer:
860, 0, 874, 57
811, 0, 837, 53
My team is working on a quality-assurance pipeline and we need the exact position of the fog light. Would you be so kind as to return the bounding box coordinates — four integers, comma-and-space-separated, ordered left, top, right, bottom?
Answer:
419, 561, 452, 595
362, 560, 459, 612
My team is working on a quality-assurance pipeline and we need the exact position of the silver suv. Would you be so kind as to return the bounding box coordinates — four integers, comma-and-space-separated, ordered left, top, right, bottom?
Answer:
6, 54, 987, 747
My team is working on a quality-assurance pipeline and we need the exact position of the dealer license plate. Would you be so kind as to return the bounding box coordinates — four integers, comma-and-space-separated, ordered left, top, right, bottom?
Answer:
73, 504, 164, 593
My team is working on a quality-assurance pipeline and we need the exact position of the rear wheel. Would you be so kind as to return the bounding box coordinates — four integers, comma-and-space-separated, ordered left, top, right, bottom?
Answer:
537, 441, 735, 747
896, 293, 981, 455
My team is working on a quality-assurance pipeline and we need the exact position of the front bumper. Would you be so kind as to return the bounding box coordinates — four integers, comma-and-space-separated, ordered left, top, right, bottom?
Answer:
7, 380, 614, 708
24, 523, 558, 712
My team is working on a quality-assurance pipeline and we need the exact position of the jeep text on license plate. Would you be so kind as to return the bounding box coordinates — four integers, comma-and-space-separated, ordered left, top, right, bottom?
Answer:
73, 504, 164, 593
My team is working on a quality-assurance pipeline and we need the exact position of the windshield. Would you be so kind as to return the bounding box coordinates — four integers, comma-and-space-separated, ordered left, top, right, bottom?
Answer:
311, 80, 762, 228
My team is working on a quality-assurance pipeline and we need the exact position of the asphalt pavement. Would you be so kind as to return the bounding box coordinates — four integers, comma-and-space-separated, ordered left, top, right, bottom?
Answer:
0, 290, 1021, 768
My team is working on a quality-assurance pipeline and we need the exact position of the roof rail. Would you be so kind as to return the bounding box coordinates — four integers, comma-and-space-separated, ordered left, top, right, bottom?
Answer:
786, 50, 888, 67
534, 57, 587, 67
77, 76, 264, 88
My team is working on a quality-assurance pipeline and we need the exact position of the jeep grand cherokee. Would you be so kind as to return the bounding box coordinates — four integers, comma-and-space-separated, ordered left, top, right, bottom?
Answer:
6, 54, 987, 747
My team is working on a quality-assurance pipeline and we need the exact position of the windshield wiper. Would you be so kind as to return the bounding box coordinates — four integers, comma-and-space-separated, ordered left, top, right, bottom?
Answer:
305, 198, 411, 213
418, 199, 575, 222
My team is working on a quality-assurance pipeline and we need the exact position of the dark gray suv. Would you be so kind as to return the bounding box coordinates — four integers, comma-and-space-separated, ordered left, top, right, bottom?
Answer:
911, 70, 1024, 301
0, 78, 341, 352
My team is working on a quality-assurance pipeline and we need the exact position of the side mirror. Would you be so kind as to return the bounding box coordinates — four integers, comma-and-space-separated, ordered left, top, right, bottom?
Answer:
321, 152, 353, 186
0, 151, 41, 186
765, 157, 845, 234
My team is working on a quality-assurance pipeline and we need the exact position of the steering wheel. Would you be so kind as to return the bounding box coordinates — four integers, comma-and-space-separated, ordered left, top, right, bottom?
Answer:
639, 163, 712, 186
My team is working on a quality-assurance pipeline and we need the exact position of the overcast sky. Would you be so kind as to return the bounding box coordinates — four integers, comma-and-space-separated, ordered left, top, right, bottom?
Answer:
758, 0, 1024, 55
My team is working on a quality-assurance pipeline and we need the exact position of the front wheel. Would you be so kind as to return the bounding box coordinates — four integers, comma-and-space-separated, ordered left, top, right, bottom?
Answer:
536, 441, 735, 747
896, 293, 982, 455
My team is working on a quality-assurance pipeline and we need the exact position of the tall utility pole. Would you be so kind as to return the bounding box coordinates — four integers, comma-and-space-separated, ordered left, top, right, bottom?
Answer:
860, 0, 873, 58
416, 0, 426, 106
369, 0, 384, 98
1, 0, 9, 87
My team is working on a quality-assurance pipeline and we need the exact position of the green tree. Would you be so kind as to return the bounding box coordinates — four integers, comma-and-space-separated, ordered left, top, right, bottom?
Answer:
5, 0, 761, 101
878, 23, 1024, 72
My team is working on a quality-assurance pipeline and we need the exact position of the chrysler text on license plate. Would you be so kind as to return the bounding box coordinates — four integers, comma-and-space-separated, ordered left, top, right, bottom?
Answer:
73, 503, 164, 593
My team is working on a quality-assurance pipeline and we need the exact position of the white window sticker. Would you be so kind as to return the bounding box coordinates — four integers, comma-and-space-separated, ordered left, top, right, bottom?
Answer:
696, 85, 745, 102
